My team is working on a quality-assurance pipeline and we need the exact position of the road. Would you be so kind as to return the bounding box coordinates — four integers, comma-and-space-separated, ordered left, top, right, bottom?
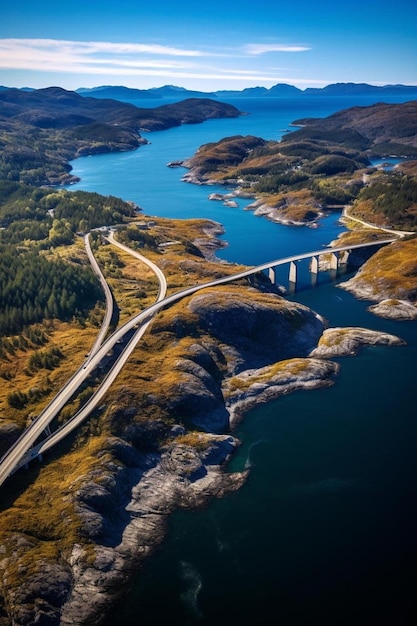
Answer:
342, 206, 414, 238
84, 233, 114, 356
0, 233, 167, 486
0, 236, 396, 485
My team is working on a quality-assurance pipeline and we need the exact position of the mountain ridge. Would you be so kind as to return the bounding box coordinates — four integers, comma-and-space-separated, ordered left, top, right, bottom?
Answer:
74, 82, 417, 102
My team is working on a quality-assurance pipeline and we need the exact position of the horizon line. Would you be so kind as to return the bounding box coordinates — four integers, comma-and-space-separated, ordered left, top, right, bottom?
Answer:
2, 80, 417, 93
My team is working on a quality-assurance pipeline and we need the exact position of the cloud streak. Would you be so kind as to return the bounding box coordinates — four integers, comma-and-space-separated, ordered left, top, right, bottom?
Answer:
0, 37, 323, 89
0, 38, 206, 59
0, 38, 208, 75
244, 43, 311, 55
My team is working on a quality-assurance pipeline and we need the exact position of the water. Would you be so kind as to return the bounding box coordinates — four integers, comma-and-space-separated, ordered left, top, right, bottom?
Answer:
65, 93, 417, 625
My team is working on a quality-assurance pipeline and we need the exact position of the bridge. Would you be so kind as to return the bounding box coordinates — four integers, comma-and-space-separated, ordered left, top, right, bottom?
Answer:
250, 238, 396, 290
0, 235, 396, 486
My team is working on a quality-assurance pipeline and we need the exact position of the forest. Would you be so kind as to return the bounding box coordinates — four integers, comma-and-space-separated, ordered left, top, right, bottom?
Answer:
354, 173, 417, 228
0, 181, 139, 337
0, 244, 103, 335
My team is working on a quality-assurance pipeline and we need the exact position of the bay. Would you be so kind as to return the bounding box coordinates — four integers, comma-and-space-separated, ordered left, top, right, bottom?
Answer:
65, 93, 417, 625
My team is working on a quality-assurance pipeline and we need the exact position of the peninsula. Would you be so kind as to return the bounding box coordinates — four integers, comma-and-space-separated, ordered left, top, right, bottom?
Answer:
0, 87, 241, 185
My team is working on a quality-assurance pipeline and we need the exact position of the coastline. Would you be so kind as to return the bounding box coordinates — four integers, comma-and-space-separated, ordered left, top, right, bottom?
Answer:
1, 95, 417, 626
59, 314, 405, 625
2, 229, 409, 625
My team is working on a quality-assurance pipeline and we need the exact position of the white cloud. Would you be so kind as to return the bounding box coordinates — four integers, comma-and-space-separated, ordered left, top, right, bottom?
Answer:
0, 38, 214, 79
0, 37, 324, 90
0, 38, 206, 57
244, 43, 311, 55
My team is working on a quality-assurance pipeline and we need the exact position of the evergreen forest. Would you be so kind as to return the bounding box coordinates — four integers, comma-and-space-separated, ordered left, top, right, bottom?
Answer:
0, 182, 137, 337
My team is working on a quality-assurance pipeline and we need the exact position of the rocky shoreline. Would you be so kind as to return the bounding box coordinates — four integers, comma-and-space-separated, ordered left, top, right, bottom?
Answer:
1, 221, 414, 625
0, 276, 408, 625
171, 161, 327, 227
340, 279, 417, 320
337, 238, 417, 319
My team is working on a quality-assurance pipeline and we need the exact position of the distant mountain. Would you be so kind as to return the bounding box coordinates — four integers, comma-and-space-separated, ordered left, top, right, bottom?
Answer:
304, 82, 417, 96
76, 84, 217, 100
216, 84, 302, 98
215, 86, 269, 98
76, 85, 160, 99
74, 82, 417, 104
268, 84, 303, 96
148, 85, 217, 99
0, 85, 35, 92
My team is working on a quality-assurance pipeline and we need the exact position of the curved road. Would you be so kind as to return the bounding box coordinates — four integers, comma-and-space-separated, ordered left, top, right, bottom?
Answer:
0, 236, 396, 485
342, 206, 414, 238
84, 233, 114, 357
0, 233, 167, 485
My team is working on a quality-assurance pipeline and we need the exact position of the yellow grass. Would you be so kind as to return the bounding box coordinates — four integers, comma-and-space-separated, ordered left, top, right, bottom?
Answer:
227, 358, 310, 393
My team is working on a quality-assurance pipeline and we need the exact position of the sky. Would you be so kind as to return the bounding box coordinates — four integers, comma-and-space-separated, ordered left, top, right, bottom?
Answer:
1, 0, 416, 92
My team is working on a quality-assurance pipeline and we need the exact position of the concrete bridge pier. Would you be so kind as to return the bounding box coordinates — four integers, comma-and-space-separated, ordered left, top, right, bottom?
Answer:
289, 260, 297, 284
309, 256, 319, 287
268, 266, 277, 284
310, 256, 319, 274
330, 251, 339, 270
339, 250, 350, 266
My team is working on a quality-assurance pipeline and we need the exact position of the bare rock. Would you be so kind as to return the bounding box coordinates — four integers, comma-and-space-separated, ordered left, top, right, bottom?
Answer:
368, 299, 417, 320
310, 327, 406, 357
225, 357, 340, 425
187, 289, 326, 370
58, 435, 245, 626
3, 561, 72, 626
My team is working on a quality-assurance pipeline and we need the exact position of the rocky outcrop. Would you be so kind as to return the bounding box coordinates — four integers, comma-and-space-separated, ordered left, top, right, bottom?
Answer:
309, 327, 406, 358
225, 358, 340, 426
186, 289, 326, 370
57, 434, 245, 626
248, 200, 322, 226
368, 299, 417, 320
0, 433, 245, 626
0, 286, 407, 626
338, 238, 417, 318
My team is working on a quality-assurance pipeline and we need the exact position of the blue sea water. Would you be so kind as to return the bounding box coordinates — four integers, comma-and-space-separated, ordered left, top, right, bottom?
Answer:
66, 94, 417, 625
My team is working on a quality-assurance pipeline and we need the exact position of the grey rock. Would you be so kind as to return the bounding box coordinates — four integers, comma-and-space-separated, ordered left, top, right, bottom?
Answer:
368, 299, 417, 320
310, 327, 406, 357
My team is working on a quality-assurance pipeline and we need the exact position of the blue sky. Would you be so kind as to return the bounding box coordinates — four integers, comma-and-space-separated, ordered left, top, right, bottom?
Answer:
1, 0, 416, 91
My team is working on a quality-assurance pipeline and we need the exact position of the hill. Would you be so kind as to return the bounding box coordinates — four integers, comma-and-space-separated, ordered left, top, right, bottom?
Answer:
0, 87, 241, 185
181, 101, 417, 230
77, 84, 219, 100
288, 100, 417, 148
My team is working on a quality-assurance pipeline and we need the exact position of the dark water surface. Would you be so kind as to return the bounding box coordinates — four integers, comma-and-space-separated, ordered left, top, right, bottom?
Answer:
102, 282, 417, 626
66, 94, 417, 625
